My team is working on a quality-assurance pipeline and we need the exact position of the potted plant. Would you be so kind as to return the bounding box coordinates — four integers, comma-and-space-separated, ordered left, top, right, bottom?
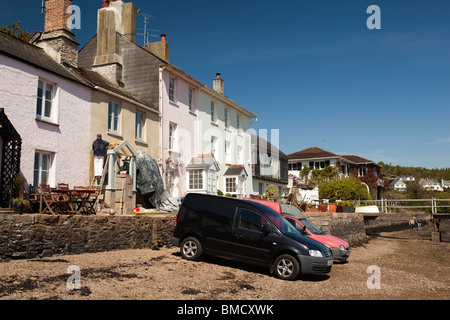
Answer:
328, 201, 337, 212
12, 197, 31, 214
319, 203, 328, 212
338, 200, 355, 213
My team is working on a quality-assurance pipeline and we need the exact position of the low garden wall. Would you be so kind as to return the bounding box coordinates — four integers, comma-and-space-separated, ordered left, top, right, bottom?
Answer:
0, 213, 176, 262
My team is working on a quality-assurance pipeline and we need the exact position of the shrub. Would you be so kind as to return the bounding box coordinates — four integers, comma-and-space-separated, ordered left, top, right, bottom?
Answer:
320, 177, 369, 202
264, 184, 279, 198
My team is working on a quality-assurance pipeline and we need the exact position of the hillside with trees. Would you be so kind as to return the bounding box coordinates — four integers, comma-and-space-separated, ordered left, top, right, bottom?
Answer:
378, 162, 450, 180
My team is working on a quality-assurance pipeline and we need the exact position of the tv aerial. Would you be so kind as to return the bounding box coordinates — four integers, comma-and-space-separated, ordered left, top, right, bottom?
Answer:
41, 0, 46, 14
137, 9, 159, 46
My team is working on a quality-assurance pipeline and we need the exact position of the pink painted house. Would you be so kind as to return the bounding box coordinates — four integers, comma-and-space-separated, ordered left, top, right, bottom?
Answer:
0, 31, 92, 200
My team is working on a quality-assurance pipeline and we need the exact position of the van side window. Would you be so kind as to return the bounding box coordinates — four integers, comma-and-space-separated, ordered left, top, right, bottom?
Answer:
238, 208, 263, 232
237, 208, 277, 236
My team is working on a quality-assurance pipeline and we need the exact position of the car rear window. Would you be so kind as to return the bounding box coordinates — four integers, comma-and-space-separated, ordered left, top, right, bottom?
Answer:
279, 204, 306, 220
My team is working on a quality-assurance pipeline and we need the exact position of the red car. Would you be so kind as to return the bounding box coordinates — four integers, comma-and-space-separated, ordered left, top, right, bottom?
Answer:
245, 199, 351, 262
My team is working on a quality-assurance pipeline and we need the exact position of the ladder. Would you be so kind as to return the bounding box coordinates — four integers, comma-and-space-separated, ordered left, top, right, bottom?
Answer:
91, 154, 111, 211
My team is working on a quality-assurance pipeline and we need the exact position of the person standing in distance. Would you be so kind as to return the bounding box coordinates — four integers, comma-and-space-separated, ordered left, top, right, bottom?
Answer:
92, 134, 109, 181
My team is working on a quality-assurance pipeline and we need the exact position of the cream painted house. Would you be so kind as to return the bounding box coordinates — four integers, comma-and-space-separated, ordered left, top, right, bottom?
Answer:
79, 69, 160, 181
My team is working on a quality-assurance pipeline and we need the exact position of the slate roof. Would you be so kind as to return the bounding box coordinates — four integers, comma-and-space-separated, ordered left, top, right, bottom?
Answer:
224, 165, 247, 176
288, 147, 339, 160
0, 31, 156, 111
341, 154, 379, 166
0, 31, 88, 86
186, 156, 219, 170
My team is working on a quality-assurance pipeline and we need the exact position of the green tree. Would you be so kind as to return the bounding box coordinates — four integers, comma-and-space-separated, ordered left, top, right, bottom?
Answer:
0, 21, 32, 41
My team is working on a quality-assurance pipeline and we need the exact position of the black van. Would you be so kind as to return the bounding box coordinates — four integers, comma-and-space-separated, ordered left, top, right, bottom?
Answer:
171, 194, 332, 280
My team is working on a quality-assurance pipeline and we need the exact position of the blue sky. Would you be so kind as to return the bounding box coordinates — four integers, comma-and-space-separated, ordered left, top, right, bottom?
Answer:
1, 0, 449, 169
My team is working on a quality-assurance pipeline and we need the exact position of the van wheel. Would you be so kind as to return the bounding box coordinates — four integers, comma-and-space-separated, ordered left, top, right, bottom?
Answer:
274, 254, 300, 280
180, 237, 203, 261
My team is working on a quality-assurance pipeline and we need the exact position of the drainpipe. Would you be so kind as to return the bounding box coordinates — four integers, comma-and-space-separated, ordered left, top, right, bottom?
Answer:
159, 66, 166, 177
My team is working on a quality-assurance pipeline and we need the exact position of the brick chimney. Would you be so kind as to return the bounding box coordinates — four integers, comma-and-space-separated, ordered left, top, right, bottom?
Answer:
35, 0, 79, 68
93, 1, 138, 84
146, 34, 169, 61
213, 73, 224, 94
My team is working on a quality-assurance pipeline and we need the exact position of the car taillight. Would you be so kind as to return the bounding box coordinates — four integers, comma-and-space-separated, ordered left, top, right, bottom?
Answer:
174, 218, 178, 230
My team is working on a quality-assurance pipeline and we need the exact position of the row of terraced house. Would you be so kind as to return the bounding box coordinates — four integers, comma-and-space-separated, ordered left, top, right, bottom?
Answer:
0, 0, 382, 210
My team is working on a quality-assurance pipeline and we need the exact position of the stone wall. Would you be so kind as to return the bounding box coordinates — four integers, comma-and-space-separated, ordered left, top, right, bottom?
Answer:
305, 212, 368, 246
0, 214, 176, 262
0, 211, 372, 261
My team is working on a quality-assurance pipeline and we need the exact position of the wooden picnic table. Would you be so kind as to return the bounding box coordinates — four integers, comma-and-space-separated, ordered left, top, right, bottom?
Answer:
54, 187, 98, 215
31, 185, 99, 215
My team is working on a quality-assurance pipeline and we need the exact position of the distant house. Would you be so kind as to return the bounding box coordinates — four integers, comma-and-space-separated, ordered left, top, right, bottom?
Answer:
419, 178, 443, 192
391, 178, 407, 192
442, 179, 450, 190
287, 147, 383, 198
288, 147, 340, 173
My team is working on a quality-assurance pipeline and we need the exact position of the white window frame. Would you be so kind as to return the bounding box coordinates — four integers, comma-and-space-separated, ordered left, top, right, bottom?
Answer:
224, 108, 229, 128
188, 88, 194, 112
210, 101, 216, 123
237, 145, 243, 164
206, 170, 217, 195
169, 77, 176, 103
135, 110, 145, 141
36, 80, 55, 123
169, 122, 177, 151
226, 177, 237, 193
189, 169, 204, 190
210, 136, 217, 156
34, 151, 52, 187
108, 100, 121, 134
225, 140, 231, 164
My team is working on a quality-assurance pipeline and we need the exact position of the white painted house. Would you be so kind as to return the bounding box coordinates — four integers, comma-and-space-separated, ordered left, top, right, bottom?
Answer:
194, 74, 257, 197
391, 178, 407, 192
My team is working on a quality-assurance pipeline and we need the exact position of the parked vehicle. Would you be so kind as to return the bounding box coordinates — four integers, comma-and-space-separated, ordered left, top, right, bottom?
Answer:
245, 199, 351, 262
171, 194, 333, 280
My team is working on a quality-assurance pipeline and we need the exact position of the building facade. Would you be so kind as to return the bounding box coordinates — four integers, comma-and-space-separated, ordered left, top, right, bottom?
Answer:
79, 1, 257, 198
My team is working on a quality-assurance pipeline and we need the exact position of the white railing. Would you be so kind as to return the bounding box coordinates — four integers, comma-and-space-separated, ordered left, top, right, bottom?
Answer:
357, 199, 450, 214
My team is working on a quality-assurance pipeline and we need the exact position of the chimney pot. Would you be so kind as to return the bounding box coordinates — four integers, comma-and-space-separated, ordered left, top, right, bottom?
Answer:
102, 0, 115, 8
213, 73, 224, 94
161, 34, 166, 41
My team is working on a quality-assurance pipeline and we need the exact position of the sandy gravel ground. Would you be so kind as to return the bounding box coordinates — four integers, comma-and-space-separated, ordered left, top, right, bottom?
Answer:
0, 225, 448, 300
